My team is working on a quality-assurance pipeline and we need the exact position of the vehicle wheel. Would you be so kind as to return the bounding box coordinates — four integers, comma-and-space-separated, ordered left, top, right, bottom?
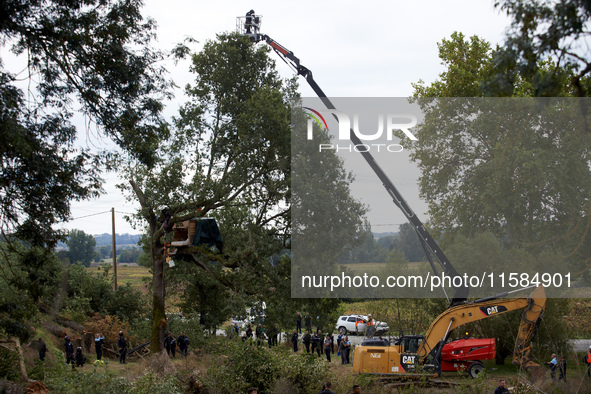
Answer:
467, 361, 485, 378
338, 326, 347, 335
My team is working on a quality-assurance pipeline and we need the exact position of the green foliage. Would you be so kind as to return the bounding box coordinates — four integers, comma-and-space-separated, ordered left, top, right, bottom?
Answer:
412, 32, 494, 97
407, 32, 591, 285
0, 349, 19, 381
1, 0, 171, 247
161, 314, 208, 352
67, 230, 97, 267
0, 244, 61, 329
65, 264, 148, 322
44, 363, 130, 394
392, 223, 427, 262
117, 248, 143, 264
131, 372, 182, 394
491, 0, 591, 97
203, 341, 328, 394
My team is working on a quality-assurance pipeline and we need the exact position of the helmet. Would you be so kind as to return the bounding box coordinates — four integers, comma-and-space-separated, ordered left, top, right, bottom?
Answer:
65, 335, 70, 340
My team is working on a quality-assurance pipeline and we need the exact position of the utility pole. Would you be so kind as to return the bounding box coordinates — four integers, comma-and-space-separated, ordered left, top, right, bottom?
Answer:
112, 207, 117, 290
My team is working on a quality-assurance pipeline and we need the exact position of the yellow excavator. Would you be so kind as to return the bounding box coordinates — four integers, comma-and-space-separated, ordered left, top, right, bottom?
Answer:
352, 285, 546, 378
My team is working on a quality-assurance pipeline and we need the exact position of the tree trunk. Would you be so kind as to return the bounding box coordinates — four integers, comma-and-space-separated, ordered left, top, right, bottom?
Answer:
150, 231, 166, 354
11, 337, 32, 382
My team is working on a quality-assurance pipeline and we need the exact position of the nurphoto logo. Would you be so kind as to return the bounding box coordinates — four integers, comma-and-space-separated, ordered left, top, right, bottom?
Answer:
304, 108, 418, 153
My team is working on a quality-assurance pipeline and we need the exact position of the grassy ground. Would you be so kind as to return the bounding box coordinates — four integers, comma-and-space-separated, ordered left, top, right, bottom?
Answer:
53, 344, 591, 393
87, 264, 151, 294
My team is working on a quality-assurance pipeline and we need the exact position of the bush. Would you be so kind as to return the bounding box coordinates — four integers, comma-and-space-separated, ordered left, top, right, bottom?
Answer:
0, 349, 19, 381
131, 371, 182, 394
43, 363, 184, 394
202, 341, 328, 393
43, 363, 129, 394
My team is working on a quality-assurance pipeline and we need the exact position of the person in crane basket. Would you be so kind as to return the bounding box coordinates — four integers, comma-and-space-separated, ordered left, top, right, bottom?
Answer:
245, 10, 254, 34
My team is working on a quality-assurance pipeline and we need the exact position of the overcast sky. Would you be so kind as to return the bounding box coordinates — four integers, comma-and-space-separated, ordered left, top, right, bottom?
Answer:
61, 0, 512, 235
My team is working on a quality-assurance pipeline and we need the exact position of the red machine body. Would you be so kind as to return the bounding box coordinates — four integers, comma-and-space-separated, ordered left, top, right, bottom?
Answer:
440, 338, 496, 372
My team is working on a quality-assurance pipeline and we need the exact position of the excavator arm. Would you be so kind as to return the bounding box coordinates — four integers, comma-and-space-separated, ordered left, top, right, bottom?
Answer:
417, 285, 546, 370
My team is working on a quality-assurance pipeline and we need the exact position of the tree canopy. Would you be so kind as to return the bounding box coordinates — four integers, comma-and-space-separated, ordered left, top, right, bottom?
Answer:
404, 33, 591, 263
0, 0, 171, 246
66, 229, 97, 267
490, 0, 591, 97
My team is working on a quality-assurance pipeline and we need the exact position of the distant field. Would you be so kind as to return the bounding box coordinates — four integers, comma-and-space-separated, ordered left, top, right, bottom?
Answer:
341, 261, 426, 275
87, 264, 151, 293
341, 262, 386, 275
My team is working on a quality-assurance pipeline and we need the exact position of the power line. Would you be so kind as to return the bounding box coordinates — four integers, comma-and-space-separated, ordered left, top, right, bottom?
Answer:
70, 210, 111, 220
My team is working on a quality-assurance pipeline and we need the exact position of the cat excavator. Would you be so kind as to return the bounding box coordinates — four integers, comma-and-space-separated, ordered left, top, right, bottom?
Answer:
238, 12, 546, 378
352, 285, 546, 377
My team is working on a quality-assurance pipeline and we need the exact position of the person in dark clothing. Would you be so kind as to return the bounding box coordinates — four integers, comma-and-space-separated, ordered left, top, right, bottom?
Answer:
304, 312, 312, 332
303, 330, 311, 353
245, 9, 254, 34
64, 336, 74, 367
118, 331, 128, 364
330, 333, 335, 354
255, 324, 263, 346
296, 312, 302, 334
246, 324, 253, 339
177, 331, 189, 358
271, 325, 278, 347
38, 338, 48, 362
324, 334, 332, 362
316, 334, 323, 356
267, 326, 275, 348
164, 332, 176, 358
94, 333, 105, 361
494, 379, 509, 394
320, 381, 335, 394
338, 337, 346, 364
310, 332, 318, 355
291, 329, 298, 352
75, 347, 86, 367
558, 356, 567, 382
343, 336, 351, 364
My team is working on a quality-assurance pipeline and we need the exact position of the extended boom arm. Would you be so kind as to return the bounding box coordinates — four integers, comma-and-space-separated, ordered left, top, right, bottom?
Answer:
243, 22, 468, 305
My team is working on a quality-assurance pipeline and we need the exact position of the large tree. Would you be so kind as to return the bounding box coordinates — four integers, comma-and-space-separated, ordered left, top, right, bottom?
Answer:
0, 0, 171, 247
121, 33, 293, 352
405, 33, 591, 258
66, 229, 97, 267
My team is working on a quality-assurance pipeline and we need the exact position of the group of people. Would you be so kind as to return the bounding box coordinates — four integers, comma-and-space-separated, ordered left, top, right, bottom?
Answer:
234, 323, 280, 348
289, 329, 352, 364
164, 331, 190, 358
295, 311, 315, 334
55, 331, 128, 366
63, 335, 87, 369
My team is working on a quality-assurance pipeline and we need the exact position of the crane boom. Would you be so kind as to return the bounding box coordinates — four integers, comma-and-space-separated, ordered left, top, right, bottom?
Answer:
241, 20, 468, 305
